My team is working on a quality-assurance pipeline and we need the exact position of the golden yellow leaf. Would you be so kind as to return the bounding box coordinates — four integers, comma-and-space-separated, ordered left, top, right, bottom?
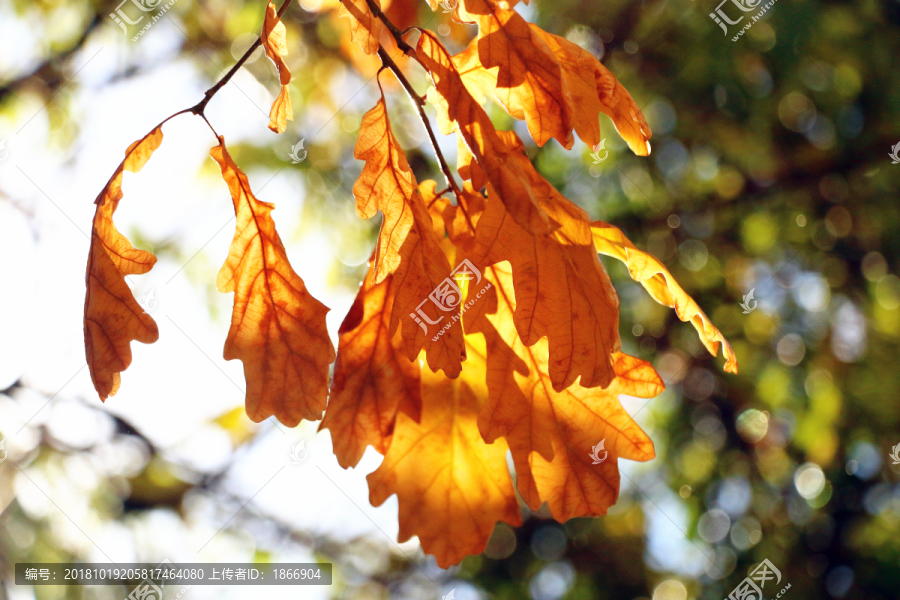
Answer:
212, 137, 335, 426
339, 0, 384, 55
591, 221, 738, 373
353, 94, 465, 377
594, 61, 652, 157
466, 262, 659, 521
456, 0, 574, 148
319, 259, 421, 468
472, 131, 621, 391
533, 27, 651, 155
367, 335, 522, 568
417, 30, 551, 235
263, 1, 293, 133
84, 126, 164, 400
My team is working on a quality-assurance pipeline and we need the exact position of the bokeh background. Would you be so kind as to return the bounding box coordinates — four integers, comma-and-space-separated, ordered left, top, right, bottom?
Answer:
2, 0, 900, 598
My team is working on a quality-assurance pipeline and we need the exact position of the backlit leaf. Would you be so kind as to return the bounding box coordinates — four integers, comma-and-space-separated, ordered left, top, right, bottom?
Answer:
262, 0, 293, 133
319, 258, 421, 468
212, 137, 335, 426
591, 221, 738, 373
467, 262, 659, 521
417, 30, 551, 235
339, 0, 384, 55
457, 0, 574, 148
367, 335, 522, 568
472, 131, 621, 391
353, 93, 465, 377
84, 126, 163, 400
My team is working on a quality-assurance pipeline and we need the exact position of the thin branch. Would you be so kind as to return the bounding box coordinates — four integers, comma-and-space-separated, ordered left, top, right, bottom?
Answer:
377, 48, 466, 212
190, 0, 294, 116
362, 0, 416, 56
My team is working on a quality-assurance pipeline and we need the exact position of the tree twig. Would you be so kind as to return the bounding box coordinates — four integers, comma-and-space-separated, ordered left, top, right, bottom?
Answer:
377, 48, 467, 215
362, 0, 416, 56
190, 0, 294, 116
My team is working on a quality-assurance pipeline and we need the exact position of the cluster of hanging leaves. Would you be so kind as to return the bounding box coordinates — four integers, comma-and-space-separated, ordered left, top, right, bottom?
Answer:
83, 0, 737, 568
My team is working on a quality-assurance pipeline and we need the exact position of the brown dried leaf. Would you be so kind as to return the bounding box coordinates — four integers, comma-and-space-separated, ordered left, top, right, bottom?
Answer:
319, 259, 421, 468
473, 131, 621, 391
467, 263, 659, 521
84, 126, 163, 400
212, 137, 335, 426
263, 1, 293, 133
353, 94, 465, 377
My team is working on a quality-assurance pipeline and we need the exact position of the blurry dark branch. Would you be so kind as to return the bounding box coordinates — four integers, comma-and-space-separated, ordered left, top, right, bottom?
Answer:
0, 11, 104, 104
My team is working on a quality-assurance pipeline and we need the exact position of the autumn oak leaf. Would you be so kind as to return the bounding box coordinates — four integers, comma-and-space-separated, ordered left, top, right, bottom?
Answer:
466, 263, 659, 521
591, 221, 738, 373
417, 30, 551, 235
457, 0, 574, 148
262, 0, 294, 133
212, 137, 335, 426
339, 0, 384, 55
472, 131, 621, 391
367, 337, 522, 569
353, 93, 465, 377
319, 259, 421, 469
84, 126, 164, 400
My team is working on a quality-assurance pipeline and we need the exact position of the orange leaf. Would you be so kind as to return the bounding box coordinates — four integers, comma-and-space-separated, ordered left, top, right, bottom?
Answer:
262, 1, 293, 133
591, 221, 738, 373
212, 137, 335, 426
531, 26, 652, 155
594, 61, 652, 157
417, 30, 551, 235
319, 260, 421, 468
84, 126, 164, 400
339, 0, 383, 55
353, 94, 465, 377
472, 131, 621, 391
467, 262, 659, 521
456, 0, 574, 148
367, 335, 522, 568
